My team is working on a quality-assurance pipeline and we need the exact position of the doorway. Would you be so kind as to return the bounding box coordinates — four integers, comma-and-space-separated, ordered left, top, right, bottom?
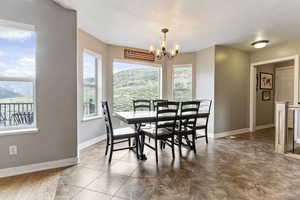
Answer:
250, 55, 299, 132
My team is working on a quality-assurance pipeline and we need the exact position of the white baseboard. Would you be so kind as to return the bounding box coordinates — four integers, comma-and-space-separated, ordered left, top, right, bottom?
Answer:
256, 124, 274, 130
0, 157, 78, 178
78, 135, 106, 151
214, 128, 250, 138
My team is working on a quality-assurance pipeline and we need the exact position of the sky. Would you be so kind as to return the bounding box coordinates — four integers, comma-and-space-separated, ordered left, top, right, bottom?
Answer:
0, 25, 35, 77
83, 52, 96, 83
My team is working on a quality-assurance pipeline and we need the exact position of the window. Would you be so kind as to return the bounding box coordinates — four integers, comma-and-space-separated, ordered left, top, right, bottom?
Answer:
83, 51, 101, 119
172, 65, 193, 101
0, 21, 36, 131
113, 61, 162, 112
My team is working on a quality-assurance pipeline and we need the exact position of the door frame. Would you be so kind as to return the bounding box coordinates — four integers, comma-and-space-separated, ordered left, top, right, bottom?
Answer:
250, 55, 299, 132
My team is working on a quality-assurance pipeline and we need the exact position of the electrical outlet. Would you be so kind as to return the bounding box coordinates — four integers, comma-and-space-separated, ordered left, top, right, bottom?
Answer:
9, 145, 17, 155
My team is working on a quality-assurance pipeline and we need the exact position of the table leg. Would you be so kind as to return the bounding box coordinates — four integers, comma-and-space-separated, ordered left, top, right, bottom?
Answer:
135, 124, 147, 160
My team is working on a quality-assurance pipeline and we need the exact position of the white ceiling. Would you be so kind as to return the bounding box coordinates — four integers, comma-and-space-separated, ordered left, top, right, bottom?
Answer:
54, 0, 300, 52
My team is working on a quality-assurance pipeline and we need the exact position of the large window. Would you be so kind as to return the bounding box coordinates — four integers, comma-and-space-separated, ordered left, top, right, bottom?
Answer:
0, 21, 36, 131
83, 51, 101, 119
113, 61, 162, 112
172, 65, 193, 101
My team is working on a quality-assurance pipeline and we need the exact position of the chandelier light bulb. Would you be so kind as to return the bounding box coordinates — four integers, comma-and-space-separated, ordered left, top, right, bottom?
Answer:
149, 45, 155, 53
156, 49, 161, 56
161, 40, 166, 49
171, 49, 176, 56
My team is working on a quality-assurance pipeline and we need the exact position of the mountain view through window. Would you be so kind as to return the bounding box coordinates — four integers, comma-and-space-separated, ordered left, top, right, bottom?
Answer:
113, 61, 161, 112
173, 66, 193, 101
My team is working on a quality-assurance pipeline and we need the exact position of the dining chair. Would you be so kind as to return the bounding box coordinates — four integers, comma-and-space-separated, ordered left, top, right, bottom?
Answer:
175, 101, 200, 156
140, 101, 179, 163
133, 99, 152, 143
152, 99, 168, 111
195, 99, 212, 143
133, 99, 151, 112
102, 101, 138, 163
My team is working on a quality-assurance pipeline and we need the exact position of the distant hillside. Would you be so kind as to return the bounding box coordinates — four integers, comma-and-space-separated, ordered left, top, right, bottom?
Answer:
113, 68, 160, 111
0, 87, 22, 99
113, 67, 192, 111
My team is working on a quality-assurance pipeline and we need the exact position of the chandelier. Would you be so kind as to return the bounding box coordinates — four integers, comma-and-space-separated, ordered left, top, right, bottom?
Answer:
149, 28, 180, 60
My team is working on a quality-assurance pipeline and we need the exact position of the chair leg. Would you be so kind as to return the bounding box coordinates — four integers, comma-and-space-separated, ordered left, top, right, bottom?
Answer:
109, 139, 114, 163
205, 128, 208, 144
179, 134, 182, 157
192, 133, 197, 154
135, 136, 139, 159
128, 137, 131, 149
171, 136, 175, 159
155, 139, 158, 164
105, 135, 109, 156
160, 140, 163, 150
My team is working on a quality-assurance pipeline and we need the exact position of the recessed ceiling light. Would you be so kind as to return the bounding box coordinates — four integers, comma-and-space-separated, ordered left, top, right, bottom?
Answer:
251, 40, 269, 49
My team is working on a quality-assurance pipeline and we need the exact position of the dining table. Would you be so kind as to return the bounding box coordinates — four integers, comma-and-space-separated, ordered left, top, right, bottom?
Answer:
114, 110, 210, 160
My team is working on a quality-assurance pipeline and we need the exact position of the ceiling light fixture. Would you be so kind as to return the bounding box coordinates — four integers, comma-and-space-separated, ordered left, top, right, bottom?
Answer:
149, 28, 180, 60
251, 40, 269, 49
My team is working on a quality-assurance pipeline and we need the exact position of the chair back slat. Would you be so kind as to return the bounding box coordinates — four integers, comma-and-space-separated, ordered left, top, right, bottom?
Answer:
196, 99, 212, 128
152, 99, 168, 111
199, 99, 212, 114
179, 101, 201, 131
133, 99, 151, 112
101, 101, 114, 138
155, 101, 179, 133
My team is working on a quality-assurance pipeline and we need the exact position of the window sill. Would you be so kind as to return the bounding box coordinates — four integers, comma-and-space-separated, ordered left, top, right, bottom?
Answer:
82, 115, 102, 122
0, 128, 39, 137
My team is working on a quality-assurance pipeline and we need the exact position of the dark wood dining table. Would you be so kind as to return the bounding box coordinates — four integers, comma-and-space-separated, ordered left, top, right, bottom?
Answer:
114, 111, 210, 160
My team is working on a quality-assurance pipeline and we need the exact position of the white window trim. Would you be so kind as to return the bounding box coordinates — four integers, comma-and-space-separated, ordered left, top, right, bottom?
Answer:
112, 59, 163, 112
82, 49, 102, 121
0, 21, 37, 135
172, 64, 193, 101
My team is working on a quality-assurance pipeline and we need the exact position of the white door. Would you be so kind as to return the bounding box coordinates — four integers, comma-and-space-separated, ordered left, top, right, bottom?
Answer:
275, 66, 294, 128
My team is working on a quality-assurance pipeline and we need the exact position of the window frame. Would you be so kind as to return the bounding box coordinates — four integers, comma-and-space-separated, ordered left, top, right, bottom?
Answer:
112, 59, 163, 112
172, 64, 193, 101
82, 49, 102, 121
0, 20, 37, 134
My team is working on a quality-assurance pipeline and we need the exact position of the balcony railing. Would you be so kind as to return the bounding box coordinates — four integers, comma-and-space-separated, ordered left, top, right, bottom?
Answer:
83, 102, 96, 116
0, 103, 34, 127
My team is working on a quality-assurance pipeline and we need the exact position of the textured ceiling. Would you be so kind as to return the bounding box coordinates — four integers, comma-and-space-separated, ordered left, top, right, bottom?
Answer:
54, 0, 300, 52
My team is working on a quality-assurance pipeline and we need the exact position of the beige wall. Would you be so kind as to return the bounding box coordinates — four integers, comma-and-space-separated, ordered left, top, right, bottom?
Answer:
214, 46, 250, 133
0, 0, 77, 169
256, 64, 275, 126
77, 29, 108, 144
195, 47, 215, 134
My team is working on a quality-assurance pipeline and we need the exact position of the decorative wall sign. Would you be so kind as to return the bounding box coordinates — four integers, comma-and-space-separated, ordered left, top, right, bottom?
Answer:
260, 72, 273, 90
262, 90, 271, 101
124, 49, 155, 62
